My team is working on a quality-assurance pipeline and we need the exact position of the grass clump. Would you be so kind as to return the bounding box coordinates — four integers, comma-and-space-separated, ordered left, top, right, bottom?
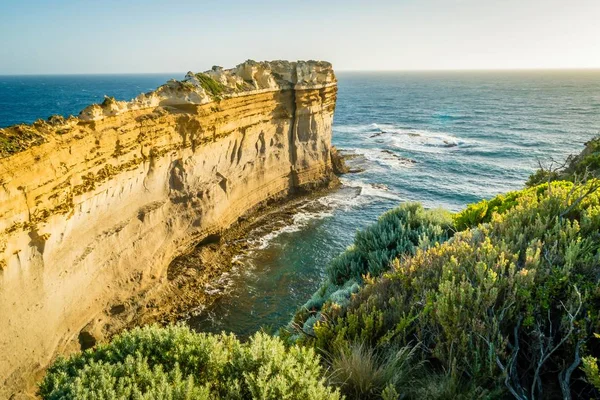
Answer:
328, 342, 422, 400
39, 325, 341, 400
195, 73, 227, 98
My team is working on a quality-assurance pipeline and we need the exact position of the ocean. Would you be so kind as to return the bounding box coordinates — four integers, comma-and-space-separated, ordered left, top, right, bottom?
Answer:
2, 70, 599, 336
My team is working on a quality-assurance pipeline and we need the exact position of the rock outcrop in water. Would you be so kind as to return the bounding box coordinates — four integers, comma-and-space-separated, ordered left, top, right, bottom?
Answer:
0, 60, 337, 396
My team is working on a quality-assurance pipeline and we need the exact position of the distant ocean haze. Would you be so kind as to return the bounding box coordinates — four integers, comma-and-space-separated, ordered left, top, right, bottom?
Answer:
2, 70, 599, 335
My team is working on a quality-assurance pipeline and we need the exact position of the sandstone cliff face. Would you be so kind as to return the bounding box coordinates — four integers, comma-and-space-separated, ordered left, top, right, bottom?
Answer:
0, 60, 337, 396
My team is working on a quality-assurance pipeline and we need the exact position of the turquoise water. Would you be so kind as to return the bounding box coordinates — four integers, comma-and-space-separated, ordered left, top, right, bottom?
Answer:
2, 71, 600, 336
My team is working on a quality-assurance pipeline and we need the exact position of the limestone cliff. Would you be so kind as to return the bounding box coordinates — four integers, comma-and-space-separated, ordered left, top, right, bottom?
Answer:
0, 60, 337, 396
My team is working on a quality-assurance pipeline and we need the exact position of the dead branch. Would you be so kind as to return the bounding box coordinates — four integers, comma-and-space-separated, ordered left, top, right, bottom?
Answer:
530, 286, 582, 400
559, 339, 583, 400
485, 315, 527, 400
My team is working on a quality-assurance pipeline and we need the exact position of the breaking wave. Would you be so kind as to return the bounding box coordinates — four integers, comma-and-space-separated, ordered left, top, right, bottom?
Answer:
335, 123, 467, 153
248, 179, 402, 251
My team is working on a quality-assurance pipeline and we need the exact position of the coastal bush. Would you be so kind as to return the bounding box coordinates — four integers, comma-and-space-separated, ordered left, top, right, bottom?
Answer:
327, 204, 453, 284
452, 181, 573, 230
304, 180, 600, 398
527, 135, 600, 186
526, 168, 560, 187
582, 346, 600, 392
289, 204, 453, 338
39, 325, 341, 400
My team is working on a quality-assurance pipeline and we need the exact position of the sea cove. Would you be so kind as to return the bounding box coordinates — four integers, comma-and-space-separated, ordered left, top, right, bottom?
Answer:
1, 71, 599, 342
2, 2, 600, 395
186, 70, 600, 336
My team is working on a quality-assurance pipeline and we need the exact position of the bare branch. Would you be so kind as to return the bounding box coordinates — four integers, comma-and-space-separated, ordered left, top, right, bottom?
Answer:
289, 320, 317, 339
530, 286, 583, 399
559, 339, 583, 400
485, 316, 527, 400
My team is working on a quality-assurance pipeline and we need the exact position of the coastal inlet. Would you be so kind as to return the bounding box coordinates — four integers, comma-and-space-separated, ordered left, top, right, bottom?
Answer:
185, 70, 600, 336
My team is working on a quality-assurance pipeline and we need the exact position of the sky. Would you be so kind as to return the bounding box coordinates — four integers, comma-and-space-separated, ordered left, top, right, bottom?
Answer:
0, 0, 599, 74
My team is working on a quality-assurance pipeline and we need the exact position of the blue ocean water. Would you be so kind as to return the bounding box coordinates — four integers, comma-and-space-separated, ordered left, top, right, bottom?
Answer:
2, 71, 599, 336
0, 74, 178, 127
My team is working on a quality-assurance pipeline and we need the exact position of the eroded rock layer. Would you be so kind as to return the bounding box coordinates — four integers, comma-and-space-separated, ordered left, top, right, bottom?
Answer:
0, 60, 337, 396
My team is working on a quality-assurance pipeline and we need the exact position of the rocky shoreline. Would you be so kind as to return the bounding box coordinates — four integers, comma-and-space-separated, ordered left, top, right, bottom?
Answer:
91, 151, 351, 342
109, 180, 342, 336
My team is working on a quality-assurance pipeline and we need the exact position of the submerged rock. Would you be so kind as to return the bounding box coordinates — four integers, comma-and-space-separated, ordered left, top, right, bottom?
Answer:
330, 146, 350, 174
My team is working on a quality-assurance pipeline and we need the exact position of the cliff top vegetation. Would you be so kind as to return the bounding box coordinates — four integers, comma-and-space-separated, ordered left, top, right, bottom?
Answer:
0, 60, 336, 159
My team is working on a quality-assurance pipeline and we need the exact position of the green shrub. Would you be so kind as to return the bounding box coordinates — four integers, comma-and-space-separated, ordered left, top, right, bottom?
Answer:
195, 73, 227, 98
327, 204, 453, 285
306, 181, 600, 399
39, 325, 341, 400
452, 189, 524, 231
527, 136, 600, 186
526, 168, 560, 187
289, 204, 453, 338
452, 181, 573, 230
583, 357, 600, 392
564, 136, 600, 178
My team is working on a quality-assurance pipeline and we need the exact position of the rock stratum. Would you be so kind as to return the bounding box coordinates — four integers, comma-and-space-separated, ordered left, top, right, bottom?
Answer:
0, 60, 337, 397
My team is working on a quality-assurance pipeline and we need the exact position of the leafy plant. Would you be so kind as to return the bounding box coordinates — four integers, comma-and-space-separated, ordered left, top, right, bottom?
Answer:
195, 73, 227, 98
305, 180, 600, 399
40, 325, 341, 400
289, 204, 453, 338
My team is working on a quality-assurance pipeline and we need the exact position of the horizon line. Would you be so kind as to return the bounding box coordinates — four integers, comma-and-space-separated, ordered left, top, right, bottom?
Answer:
1, 66, 600, 77
339, 66, 600, 72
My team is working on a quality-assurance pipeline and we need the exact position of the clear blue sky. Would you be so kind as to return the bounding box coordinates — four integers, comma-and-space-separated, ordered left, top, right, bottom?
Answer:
1, 0, 599, 74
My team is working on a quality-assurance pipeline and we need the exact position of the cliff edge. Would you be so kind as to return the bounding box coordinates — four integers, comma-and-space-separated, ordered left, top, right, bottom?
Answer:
0, 60, 337, 397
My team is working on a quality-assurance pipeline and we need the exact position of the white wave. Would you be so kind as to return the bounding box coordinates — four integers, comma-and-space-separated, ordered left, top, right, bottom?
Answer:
358, 148, 418, 169
246, 178, 402, 251
313, 187, 362, 211
334, 123, 385, 134
202, 270, 237, 296
250, 209, 334, 250
251, 225, 300, 250
336, 123, 466, 154
339, 178, 403, 202
376, 129, 460, 152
